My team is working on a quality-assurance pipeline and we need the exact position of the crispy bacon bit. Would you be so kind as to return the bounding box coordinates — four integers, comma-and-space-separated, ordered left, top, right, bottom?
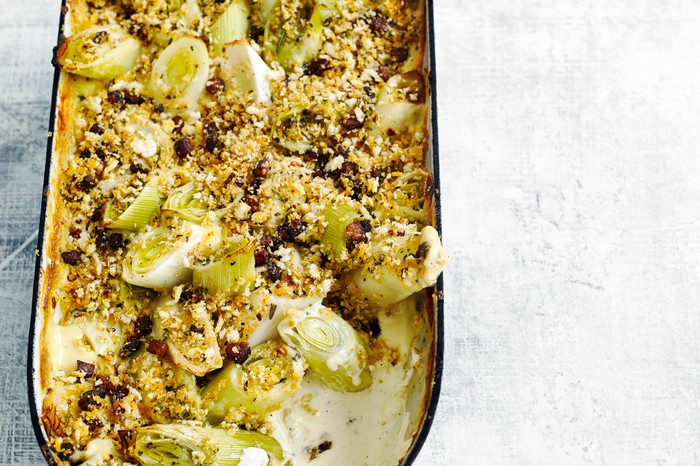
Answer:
377, 65, 391, 82
120, 336, 141, 358
416, 241, 429, 258
113, 385, 130, 401
206, 77, 225, 94
135, 315, 153, 337
172, 116, 185, 134
174, 137, 194, 159
225, 342, 251, 364
85, 418, 104, 432
204, 121, 219, 152
345, 221, 371, 249
341, 116, 363, 131
254, 248, 269, 266
306, 58, 330, 76
124, 91, 145, 105
77, 175, 97, 192
90, 204, 105, 222
108, 232, 125, 250
267, 261, 282, 282
61, 250, 81, 265
89, 123, 105, 135
242, 196, 259, 211
278, 217, 305, 242
392, 47, 409, 63
147, 339, 168, 358
76, 360, 95, 378
107, 90, 124, 105
180, 286, 205, 303
190, 324, 204, 334
252, 157, 271, 178
369, 14, 389, 34
57, 442, 74, 461
77, 390, 101, 411
118, 430, 134, 450
95, 375, 115, 394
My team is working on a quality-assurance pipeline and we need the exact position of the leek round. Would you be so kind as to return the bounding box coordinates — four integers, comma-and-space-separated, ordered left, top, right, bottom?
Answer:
351, 225, 449, 307
105, 178, 163, 231
192, 236, 256, 294
151, 36, 210, 111
122, 222, 208, 289
202, 340, 306, 423
248, 294, 323, 347
278, 302, 372, 392
132, 424, 286, 466
264, 1, 324, 68
54, 26, 141, 80
162, 182, 209, 223
374, 71, 427, 134
152, 293, 223, 377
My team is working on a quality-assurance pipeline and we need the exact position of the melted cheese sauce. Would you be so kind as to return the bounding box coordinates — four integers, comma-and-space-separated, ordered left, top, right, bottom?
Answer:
270, 297, 422, 466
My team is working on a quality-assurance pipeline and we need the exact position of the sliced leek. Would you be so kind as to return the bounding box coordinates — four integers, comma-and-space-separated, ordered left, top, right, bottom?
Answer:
162, 182, 209, 223
122, 222, 211, 289
211, 1, 251, 54
264, 1, 324, 68
202, 340, 305, 423
374, 71, 427, 134
278, 302, 372, 392
151, 36, 210, 111
192, 236, 256, 294
374, 169, 428, 222
248, 294, 323, 347
320, 203, 361, 259
104, 178, 162, 231
222, 41, 275, 104
54, 26, 141, 80
271, 106, 326, 153
152, 294, 223, 377
351, 225, 449, 307
132, 424, 286, 466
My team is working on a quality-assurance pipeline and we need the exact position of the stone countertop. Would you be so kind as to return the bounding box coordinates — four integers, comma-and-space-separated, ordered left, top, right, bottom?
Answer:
3, 0, 700, 464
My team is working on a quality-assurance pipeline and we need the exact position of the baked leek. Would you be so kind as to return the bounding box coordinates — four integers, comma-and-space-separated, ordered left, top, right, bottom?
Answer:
222, 41, 276, 104
152, 293, 223, 377
104, 178, 162, 231
278, 302, 372, 392
351, 225, 449, 307
202, 340, 306, 423
211, 1, 251, 53
162, 182, 209, 223
374, 71, 427, 134
192, 236, 256, 294
264, 0, 324, 68
54, 26, 140, 80
132, 424, 286, 466
151, 36, 210, 111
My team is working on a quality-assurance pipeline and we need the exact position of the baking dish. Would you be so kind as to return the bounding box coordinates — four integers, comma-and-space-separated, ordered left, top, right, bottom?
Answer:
28, 0, 445, 464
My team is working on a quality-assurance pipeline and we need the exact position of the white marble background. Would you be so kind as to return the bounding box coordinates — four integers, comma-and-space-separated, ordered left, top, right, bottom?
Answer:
3, 0, 700, 464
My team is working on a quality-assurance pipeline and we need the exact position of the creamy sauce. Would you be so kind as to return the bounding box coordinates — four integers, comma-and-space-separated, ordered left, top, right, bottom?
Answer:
270, 297, 422, 466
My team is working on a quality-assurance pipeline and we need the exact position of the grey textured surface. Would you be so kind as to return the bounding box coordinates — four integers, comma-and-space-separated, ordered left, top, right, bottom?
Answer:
5, 0, 700, 465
